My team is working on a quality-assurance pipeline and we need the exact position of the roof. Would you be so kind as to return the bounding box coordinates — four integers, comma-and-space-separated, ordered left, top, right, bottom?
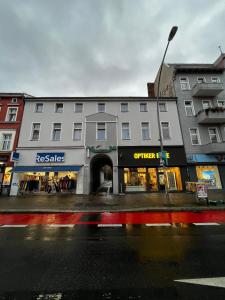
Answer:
0, 93, 34, 97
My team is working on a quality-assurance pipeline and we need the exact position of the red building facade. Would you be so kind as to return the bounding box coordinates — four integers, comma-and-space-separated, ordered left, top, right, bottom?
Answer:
0, 93, 25, 195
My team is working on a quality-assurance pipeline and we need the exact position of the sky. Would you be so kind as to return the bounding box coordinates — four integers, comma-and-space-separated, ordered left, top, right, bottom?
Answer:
0, 0, 225, 97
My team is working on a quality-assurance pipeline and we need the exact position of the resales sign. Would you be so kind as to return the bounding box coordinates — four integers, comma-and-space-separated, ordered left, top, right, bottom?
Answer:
36, 152, 65, 163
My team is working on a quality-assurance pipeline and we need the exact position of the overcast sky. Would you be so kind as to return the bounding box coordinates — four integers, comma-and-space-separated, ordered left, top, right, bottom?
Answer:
0, 0, 225, 97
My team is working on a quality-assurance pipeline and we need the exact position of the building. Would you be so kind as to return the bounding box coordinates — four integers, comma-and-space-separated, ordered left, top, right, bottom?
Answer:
0, 93, 26, 195
151, 53, 225, 190
10, 96, 187, 196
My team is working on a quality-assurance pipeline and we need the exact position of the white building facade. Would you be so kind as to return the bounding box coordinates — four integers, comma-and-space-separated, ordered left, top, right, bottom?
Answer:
10, 96, 186, 196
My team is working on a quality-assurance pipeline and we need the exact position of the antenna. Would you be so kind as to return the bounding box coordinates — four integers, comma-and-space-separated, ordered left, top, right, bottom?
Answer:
218, 45, 223, 54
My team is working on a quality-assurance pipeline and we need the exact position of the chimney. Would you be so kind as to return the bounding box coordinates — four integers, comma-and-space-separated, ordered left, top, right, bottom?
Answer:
147, 82, 155, 97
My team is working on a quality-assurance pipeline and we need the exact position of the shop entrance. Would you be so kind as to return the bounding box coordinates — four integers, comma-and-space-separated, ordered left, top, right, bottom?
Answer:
90, 154, 113, 194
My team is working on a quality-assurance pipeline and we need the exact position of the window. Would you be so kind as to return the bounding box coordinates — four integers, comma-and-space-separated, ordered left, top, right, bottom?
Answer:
140, 103, 148, 112
180, 77, 190, 90
211, 77, 220, 83
97, 123, 106, 140
161, 122, 170, 139
35, 103, 43, 113
189, 128, 201, 145
31, 123, 40, 141
122, 123, 130, 140
184, 100, 195, 116
75, 103, 83, 113
73, 123, 82, 140
2, 134, 12, 150
141, 122, 150, 140
197, 77, 206, 83
159, 102, 167, 112
121, 103, 128, 112
11, 98, 17, 103
52, 123, 61, 141
55, 103, 63, 113
217, 100, 225, 108
202, 100, 212, 109
208, 127, 220, 143
6, 107, 18, 122
98, 103, 105, 113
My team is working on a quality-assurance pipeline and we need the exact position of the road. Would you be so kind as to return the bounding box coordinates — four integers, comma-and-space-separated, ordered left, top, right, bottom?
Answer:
0, 212, 225, 299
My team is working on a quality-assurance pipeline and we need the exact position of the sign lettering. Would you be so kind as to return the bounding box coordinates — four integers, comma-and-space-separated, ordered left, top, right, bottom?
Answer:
36, 152, 65, 163
133, 152, 170, 159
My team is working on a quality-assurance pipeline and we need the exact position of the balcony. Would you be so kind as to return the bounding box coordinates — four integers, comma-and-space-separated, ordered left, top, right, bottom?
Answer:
192, 82, 223, 97
196, 107, 225, 124
201, 142, 225, 154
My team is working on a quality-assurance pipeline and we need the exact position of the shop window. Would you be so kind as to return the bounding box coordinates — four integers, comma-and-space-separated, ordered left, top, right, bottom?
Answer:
121, 103, 128, 112
98, 103, 105, 113
55, 103, 63, 113
159, 102, 167, 112
196, 165, 222, 189
202, 100, 212, 109
140, 103, 148, 112
2, 167, 12, 185
161, 122, 170, 139
75, 103, 83, 113
73, 123, 82, 140
52, 123, 61, 141
211, 77, 220, 83
189, 128, 201, 145
122, 123, 130, 140
97, 123, 106, 140
180, 77, 190, 90
208, 127, 220, 143
2, 134, 12, 150
6, 107, 18, 122
35, 103, 43, 113
31, 123, 41, 141
141, 122, 150, 140
184, 100, 195, 116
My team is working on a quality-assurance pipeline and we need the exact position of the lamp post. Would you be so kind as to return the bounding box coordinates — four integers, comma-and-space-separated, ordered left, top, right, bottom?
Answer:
156, 26, 178, 204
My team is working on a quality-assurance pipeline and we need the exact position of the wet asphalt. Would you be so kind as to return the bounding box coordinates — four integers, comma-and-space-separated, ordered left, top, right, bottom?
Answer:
0, 221, 225, 299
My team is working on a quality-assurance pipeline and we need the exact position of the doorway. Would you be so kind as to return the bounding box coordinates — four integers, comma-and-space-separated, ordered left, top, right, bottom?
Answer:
90, 154, 113, 193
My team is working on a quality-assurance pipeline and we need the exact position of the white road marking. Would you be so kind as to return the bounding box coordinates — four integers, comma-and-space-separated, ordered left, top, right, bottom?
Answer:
36, 293, 62, 299
1, 225, 27, 227
145, 223, 171, 227
175, 276, 225, 288
98, 224, 123, 227
48, 224, 75, 228
193, 223, 220, 226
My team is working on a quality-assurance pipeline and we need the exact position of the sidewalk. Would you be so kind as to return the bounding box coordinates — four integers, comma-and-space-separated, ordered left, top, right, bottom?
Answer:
0, 191, 225, 212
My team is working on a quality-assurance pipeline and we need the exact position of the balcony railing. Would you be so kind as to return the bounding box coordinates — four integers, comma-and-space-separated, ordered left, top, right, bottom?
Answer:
201, 142, 225, 154
196, 107, 225, 124
192, 82, 223, 97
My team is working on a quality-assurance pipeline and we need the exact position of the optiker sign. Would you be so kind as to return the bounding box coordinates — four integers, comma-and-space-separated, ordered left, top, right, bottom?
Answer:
36, 152, 65, 163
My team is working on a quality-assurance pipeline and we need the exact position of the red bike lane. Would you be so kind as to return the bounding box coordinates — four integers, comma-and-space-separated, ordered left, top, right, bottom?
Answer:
0, 211, 225, 225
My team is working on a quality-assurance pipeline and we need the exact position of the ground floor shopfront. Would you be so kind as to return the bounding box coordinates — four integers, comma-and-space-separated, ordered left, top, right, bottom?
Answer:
118, 146, 188, 193
0, 154, 13, 196
10, 149, 84, 196
187, 154, 225, 190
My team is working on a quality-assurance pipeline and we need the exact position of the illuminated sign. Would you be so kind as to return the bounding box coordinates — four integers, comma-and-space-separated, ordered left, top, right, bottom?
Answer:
133, 152, 170, 159
36, 152, 65, 163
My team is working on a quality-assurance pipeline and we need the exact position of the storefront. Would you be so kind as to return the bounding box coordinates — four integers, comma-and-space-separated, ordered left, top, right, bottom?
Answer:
187, 154, 225, 190
118, 146, 187, 193
10, 151, 83, 196
0, 155, 13, 195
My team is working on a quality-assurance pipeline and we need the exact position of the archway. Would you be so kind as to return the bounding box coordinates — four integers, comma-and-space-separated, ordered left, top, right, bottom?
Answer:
90, 154, 113, 194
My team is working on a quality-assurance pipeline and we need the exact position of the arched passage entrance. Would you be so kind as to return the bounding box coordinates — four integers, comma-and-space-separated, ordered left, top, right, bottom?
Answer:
90, 154, 113, 194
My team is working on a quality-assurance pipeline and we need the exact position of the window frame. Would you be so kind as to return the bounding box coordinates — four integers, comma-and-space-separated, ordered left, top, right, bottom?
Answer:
140, 102, 148, 112
189, 128, 201, 145
121, 122, 131, 140
97, 103, 106, 113
96, 122, 106, 141
141, 122, 151, 140
180, 77, 190, 90
160, 121, 171, 140
11, 98, 18, 103
217, 100, 225, 108
35, 103, 44, 113
184, 100, 195, 116
73, 122, 82, 141
30, 122, 41, 141
202, 100, 212, 110
74, 103, 83, 113
211, 76, 220, 83
159, 102, 167, 112
2, 133, 12, 151
197, 77, 206, 84
208, 127, 220, 143
52, 123, 62, 141
55, 103, 64, 113
5, 107, 18, 122
121, 102, 128, 112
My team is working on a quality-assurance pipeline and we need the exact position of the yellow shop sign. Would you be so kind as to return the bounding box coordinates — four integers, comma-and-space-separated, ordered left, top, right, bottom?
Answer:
133, 152, 170, 159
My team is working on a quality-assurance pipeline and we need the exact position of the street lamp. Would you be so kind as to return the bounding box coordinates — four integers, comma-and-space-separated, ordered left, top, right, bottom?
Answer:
156, 26, 178, 204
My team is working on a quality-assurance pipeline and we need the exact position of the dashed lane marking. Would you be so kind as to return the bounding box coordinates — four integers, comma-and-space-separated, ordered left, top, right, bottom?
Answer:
97, 224, 123, 227
145, 223, 171, 227
193, 222, 220, 226
1, 225, 28, 227
36, 293, 62, 299
48, 224, 75, 228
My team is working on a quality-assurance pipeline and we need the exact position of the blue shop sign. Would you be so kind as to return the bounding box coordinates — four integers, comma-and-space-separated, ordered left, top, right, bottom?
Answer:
36, 152, 65, 163
187, 154, 225, 163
